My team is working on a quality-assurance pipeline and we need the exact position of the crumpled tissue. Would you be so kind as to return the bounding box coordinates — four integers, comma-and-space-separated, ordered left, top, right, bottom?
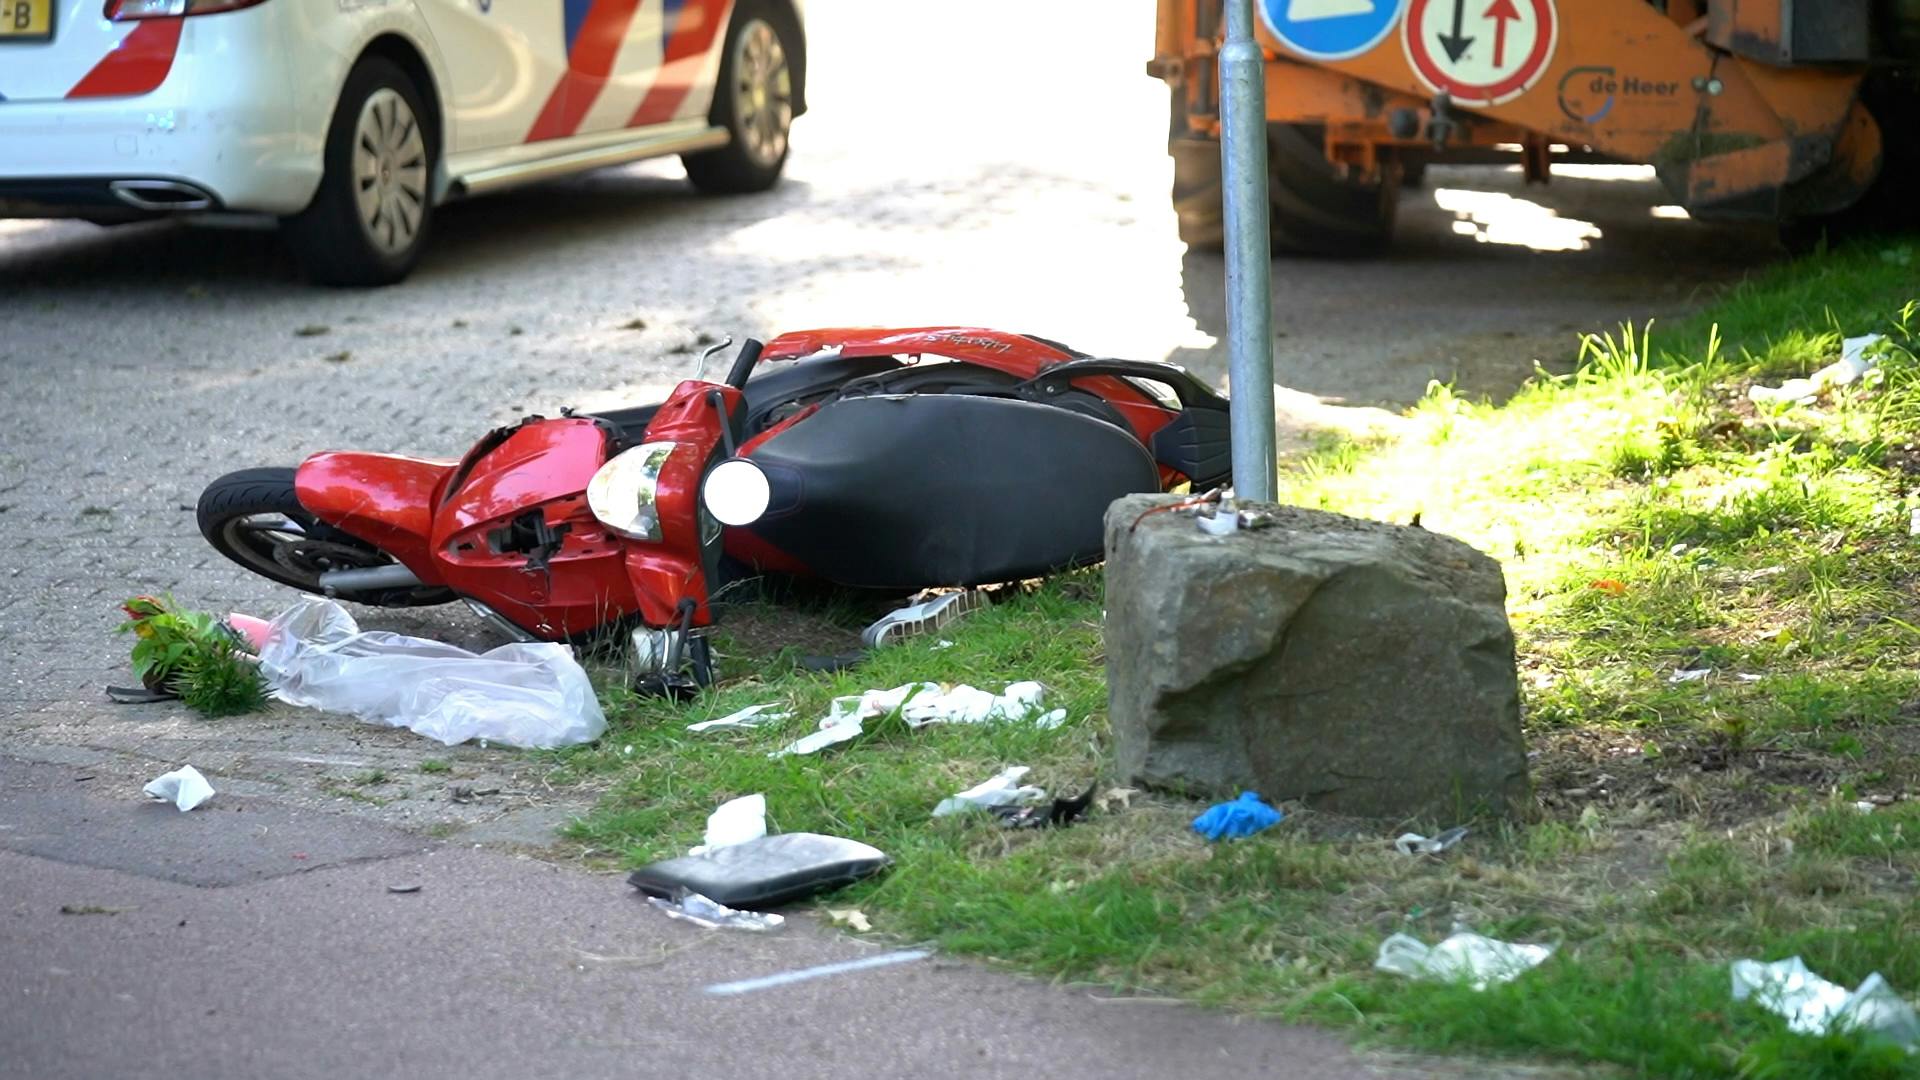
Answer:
689, 793, 767, 856
688, 703, 792, 733
144, 765, 216, 812
771, 681, 1066, 758
933, 766, 1047, 818
1748, 334, 1889, 405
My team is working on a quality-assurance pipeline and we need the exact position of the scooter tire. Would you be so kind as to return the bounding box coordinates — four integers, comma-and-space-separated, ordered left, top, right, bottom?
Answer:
197, 467, 454, 608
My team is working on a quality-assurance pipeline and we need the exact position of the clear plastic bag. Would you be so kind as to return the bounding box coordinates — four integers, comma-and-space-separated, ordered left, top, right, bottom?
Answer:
1375, 931, 1553, 991
257, 597, 606, 749
1732, 957, 1920, 1047
647, 890, 786, 932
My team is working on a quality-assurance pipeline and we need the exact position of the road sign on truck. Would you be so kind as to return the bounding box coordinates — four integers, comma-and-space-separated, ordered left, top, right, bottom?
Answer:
1154, 0, 1917, 254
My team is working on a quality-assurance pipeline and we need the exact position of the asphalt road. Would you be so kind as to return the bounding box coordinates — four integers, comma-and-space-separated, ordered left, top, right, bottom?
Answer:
0, 2, 1777, 1076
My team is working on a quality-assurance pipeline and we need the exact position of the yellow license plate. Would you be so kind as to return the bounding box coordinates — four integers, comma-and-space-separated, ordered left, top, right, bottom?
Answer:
0, 0, 52, 41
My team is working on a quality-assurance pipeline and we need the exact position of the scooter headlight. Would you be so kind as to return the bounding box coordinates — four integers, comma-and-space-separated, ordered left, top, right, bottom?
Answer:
702, 458, 771, 527
587, 442, 677, 540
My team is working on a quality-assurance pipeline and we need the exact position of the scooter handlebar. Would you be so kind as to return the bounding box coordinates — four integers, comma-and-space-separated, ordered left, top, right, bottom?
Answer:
725, 339, 765, 390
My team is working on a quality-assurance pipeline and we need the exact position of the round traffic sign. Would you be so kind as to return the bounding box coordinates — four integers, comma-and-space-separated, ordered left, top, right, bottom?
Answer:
1259, 0, 1408, 62
1402, 0, 1556, 106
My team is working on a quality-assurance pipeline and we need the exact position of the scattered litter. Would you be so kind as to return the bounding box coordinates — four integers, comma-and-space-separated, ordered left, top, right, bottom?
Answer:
1855, 801, 1878, 814
861, 590, 985, 649
933, 766, 1045, 818
771, 680, 1064, 757
1395, 826, 1470, 856
629, 833, 891, 909
1731, 956, 1920, 1048
993, 782, 1096, 830
690, 793, 767, 856
687, 703, 792, 733
387, 884, 422, 894
932, 639, 955, 651
1375, 931, 1554, 991
143, 765, 215, 811
1192, 792, 1282, 841
648, 890, 786, 932
825, 908, 872, 932
1911, 507, 1920, 538
257, 597, 605, 749
1669, 668, 1713, 683
1748, 334, 1889, 405
1196, 509, 1239, 536
1589, 579, 1627, 596
59, 904, 130, 916
1736, 673, 1764, 683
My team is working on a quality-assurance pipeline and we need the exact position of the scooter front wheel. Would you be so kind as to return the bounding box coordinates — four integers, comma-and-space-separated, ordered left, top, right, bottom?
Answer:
196, 468, 454, 608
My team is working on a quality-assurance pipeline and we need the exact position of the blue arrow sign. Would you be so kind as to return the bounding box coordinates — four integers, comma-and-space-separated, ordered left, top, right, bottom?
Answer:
1259, 0, 1407, 61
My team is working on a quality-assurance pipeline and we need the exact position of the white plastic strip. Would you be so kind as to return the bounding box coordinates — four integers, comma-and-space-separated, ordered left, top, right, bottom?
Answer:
703, 949, 932, 997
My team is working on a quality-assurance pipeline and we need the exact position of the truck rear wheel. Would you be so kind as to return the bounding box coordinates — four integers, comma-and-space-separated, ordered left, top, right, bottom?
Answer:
1266, 123, 1398, 256
1167, 123, 1398, 255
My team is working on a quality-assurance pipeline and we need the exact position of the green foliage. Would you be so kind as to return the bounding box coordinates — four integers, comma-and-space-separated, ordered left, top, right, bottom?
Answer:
176, 637, 270, 717
116, 593, 268, 718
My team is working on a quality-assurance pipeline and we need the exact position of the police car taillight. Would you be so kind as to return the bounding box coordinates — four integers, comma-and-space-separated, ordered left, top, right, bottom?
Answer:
105, 0, 271, 18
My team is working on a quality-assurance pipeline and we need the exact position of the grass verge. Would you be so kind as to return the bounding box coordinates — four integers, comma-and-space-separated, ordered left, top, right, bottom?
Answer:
560, 237, 1920, 1078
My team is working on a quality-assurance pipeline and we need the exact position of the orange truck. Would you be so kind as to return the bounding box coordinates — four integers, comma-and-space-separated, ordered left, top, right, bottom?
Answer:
1153, 0, 1919, 252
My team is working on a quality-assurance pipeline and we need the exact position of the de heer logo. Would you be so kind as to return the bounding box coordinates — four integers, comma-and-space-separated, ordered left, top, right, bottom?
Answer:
1556, 66, 1685, 125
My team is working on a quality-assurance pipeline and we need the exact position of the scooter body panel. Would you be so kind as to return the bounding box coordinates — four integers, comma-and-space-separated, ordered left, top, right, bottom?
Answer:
294, 451, 453, 586
737, 393, 1162, 589
430, 417, 634, 640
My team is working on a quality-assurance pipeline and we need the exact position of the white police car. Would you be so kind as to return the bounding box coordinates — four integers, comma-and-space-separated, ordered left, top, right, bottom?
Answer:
0, 0, 805, 284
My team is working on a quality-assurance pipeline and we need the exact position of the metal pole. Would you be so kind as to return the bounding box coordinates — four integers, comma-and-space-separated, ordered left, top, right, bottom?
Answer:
1219, 0, 1277, 502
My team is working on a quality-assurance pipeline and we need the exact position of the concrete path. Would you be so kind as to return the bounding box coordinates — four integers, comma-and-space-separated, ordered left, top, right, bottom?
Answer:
2, 755, 1411, 1080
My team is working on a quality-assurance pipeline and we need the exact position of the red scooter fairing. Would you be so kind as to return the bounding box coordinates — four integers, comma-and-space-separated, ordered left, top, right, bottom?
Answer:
620, 379, 743, 629
294, 452, 453, 587
427, 417, 632, 640
758, 326, 1191, 483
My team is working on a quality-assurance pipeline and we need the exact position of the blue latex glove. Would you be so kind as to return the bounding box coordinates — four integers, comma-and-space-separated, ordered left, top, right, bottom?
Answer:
1191, 792, 1283, 841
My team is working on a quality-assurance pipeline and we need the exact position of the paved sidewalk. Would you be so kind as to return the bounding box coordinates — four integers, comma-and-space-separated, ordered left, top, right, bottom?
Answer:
1, 755, 1395, 1080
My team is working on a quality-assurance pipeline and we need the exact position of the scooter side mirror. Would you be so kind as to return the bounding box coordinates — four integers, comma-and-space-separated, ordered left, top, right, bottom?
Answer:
724, 339, 765, 390
693, 335, 734, 381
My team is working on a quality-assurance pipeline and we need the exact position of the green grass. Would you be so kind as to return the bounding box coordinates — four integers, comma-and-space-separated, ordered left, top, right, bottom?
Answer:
564, 238, 1920, 1078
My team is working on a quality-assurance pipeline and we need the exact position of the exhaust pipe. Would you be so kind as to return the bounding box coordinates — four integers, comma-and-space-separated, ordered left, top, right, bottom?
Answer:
109, 180, 214, 211
317, 564, 422, 592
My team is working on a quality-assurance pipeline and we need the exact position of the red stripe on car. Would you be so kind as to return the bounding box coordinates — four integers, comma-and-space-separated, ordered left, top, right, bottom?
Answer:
67, 18, 185, 99
526, 0, 648, 143
628, 0, 730, 128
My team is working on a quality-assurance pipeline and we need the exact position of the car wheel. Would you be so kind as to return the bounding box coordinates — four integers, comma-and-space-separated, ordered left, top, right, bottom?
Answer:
683, 1, 797, 194
283, 57, 435, 287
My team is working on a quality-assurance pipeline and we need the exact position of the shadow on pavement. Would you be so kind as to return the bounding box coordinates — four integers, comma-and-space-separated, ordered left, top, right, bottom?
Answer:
1171, 165, 1782, 410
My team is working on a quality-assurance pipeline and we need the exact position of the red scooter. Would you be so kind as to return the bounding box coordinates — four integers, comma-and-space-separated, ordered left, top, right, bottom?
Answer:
197, 327, 1230, 693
